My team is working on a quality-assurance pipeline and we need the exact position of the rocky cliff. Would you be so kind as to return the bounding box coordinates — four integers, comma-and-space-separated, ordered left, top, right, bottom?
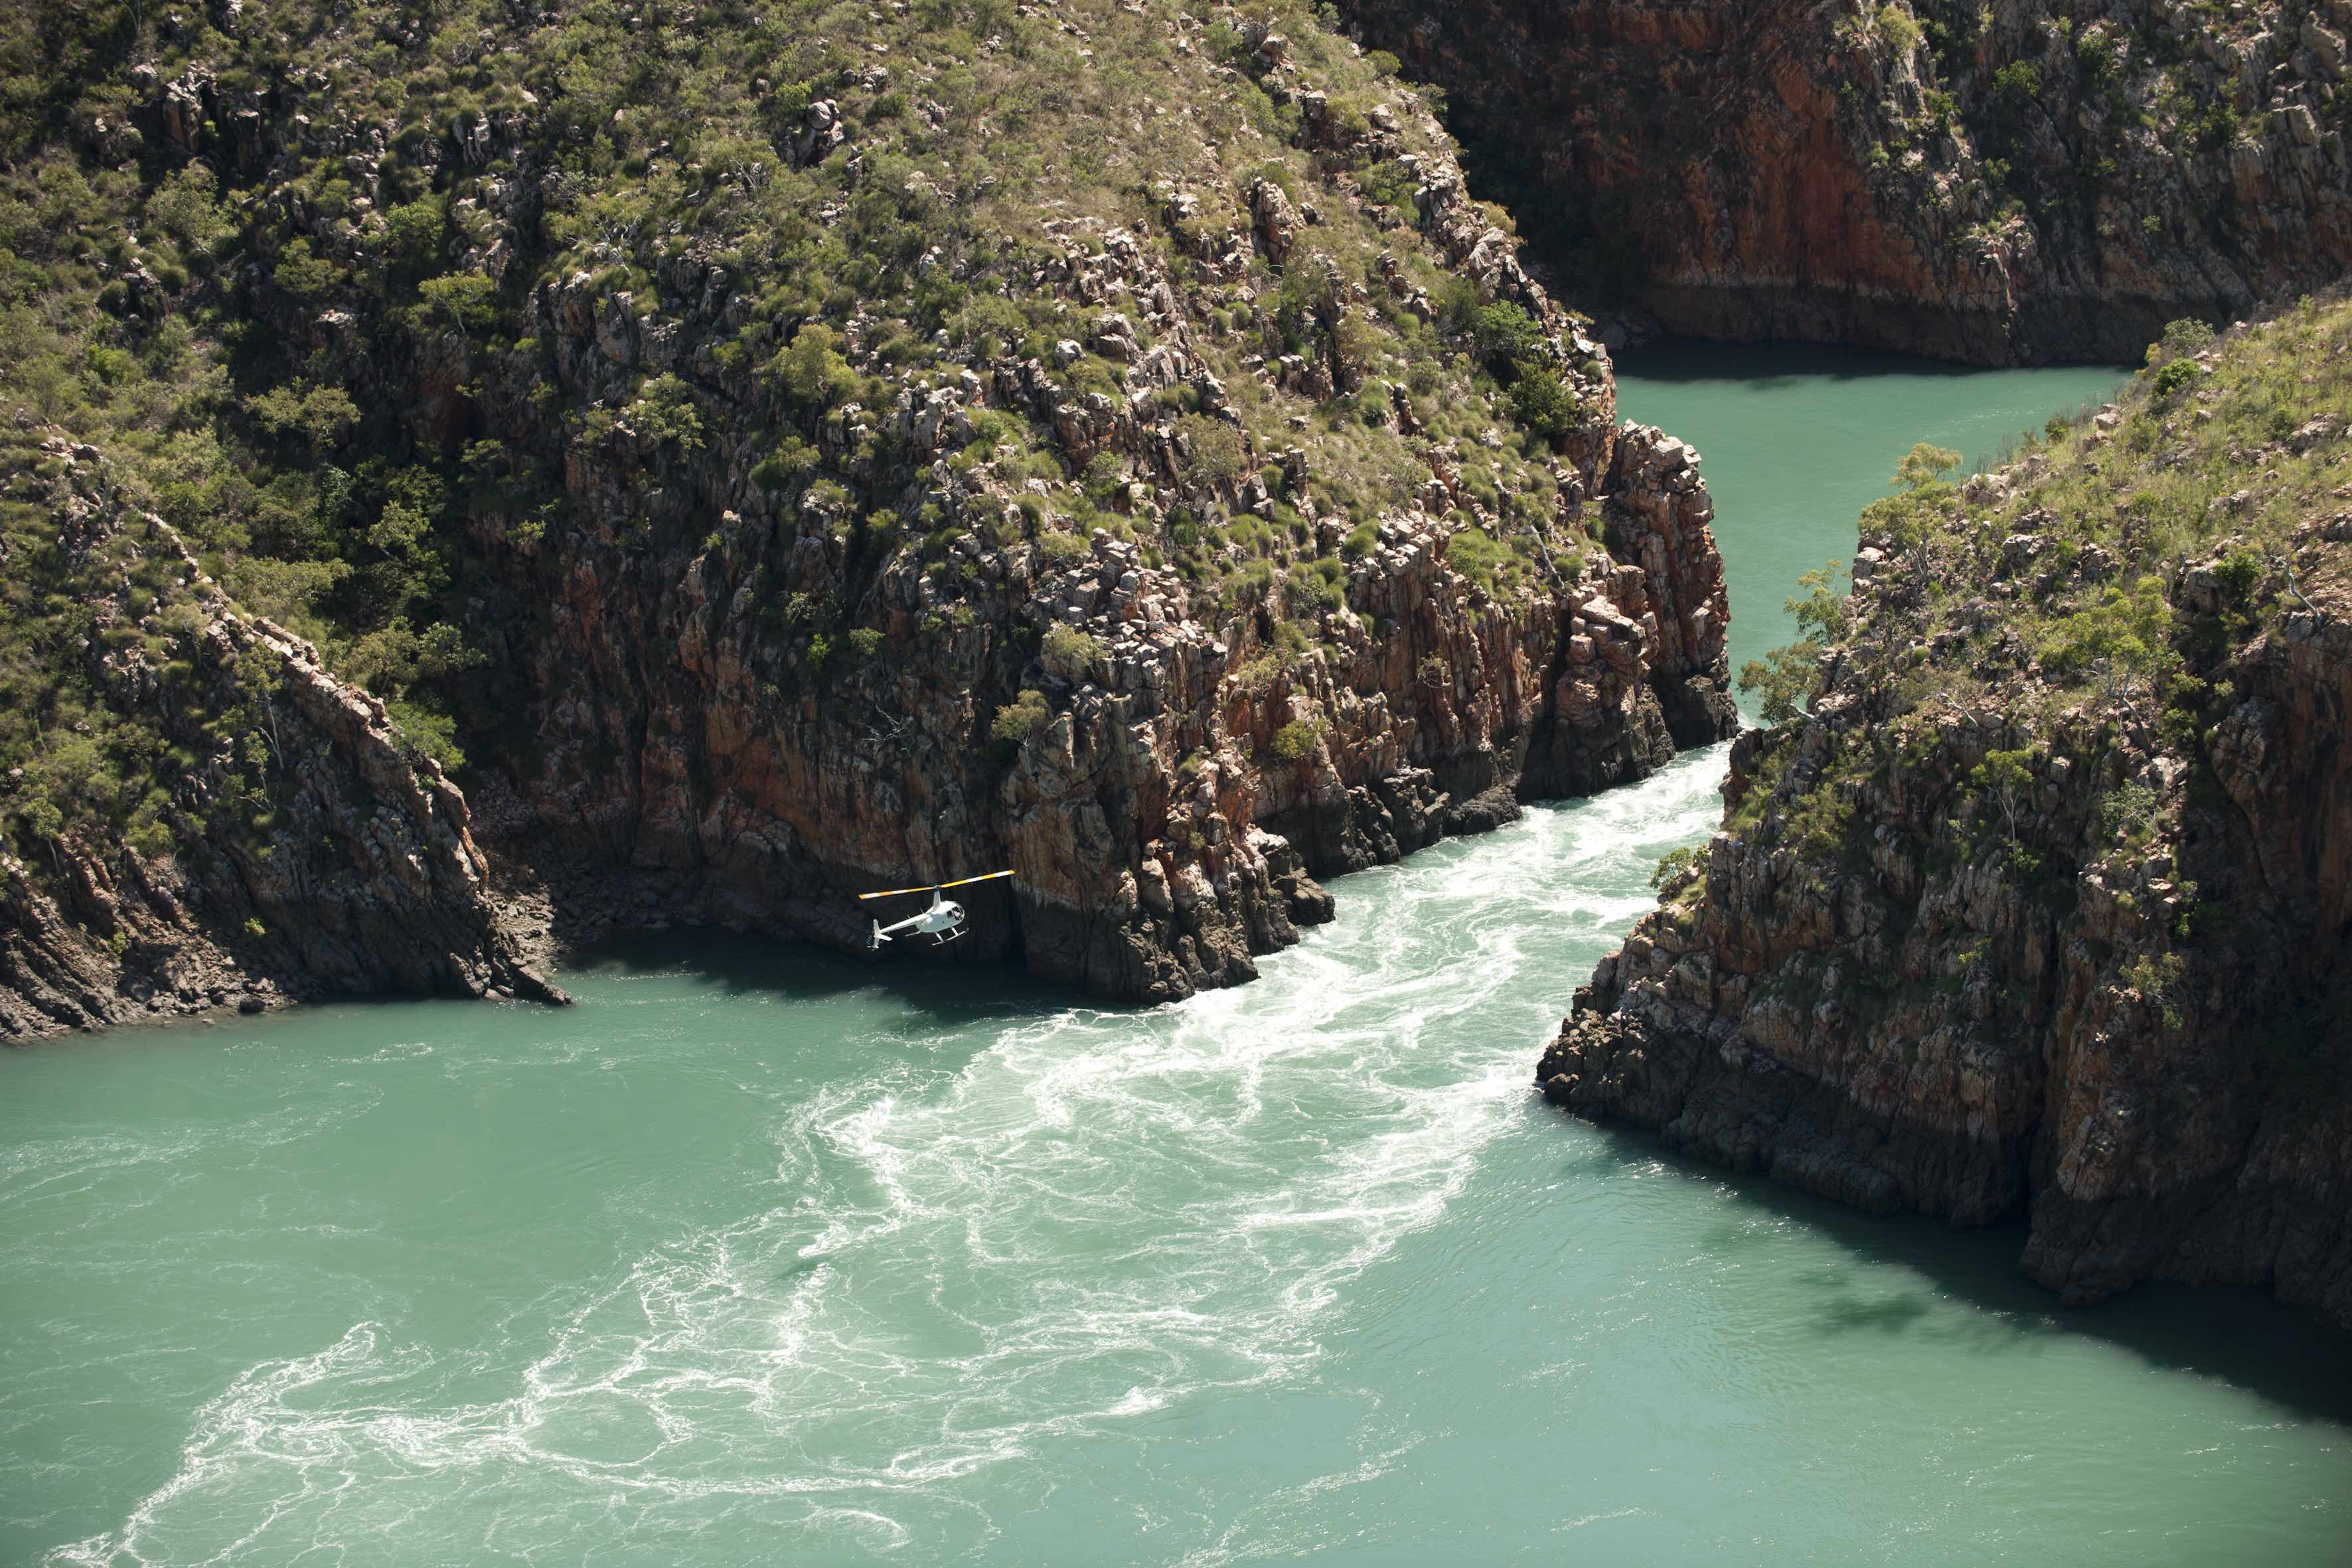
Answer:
1340, 0, 2352, 362
0, 0, 1735, 1032
1542, 300, 2352, 1324
0, 439, 559, 1039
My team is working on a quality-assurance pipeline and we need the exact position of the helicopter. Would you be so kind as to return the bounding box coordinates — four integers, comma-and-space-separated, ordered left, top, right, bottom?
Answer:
860, 870, 1016, 949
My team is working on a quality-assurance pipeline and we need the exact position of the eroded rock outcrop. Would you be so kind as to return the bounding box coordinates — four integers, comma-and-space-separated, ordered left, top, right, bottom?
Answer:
1541, 304, 2352, 1324
2, 0, 1737, 1030
463, 204, 1735, 1000
1342, 0, 2352, 362
0, 441, 559, 1040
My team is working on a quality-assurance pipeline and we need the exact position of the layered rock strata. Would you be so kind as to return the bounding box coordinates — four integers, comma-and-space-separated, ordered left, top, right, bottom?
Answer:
1541, 308, 2352, 1324
1, 1, 1739, 1030
1342, 0, 2352, 362
491, 412, 1730, 1004
1, 443, 559, 1040
344, 33, 1735, 1004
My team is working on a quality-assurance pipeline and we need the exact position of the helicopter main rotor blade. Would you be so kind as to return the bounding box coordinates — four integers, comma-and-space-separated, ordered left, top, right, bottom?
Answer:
858, 870, 1014, 901
858, 870, 1014, 902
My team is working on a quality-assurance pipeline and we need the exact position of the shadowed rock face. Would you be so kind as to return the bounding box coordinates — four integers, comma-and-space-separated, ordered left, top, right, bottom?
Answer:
1537, 323, 2352, 1324
487, 241, 1738, 1002
1, 445, 560, 1042
1340, 0, 2352, 364
400, 80, 1737, 1007
1, 9, 1740, 1033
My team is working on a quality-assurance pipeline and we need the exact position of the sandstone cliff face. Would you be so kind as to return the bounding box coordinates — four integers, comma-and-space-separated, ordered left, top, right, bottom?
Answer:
1, 0, 1738, 1028
0, 443, 559, 1041
1341, 0, 2352, 363
435, 167, 1737, 1002
1541, 305, 2352, 1323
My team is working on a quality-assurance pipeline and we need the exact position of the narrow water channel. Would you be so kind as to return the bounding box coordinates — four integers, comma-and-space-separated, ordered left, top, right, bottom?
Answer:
7, 348, 2346, 1567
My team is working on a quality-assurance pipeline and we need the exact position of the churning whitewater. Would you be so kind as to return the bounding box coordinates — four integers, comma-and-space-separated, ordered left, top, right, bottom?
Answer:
38, 757, 1727, 1566
11, 351, 2350, 1567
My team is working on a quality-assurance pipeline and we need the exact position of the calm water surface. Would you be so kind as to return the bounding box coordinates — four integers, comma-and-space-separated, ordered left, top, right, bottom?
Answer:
9, 347, 2349, 1566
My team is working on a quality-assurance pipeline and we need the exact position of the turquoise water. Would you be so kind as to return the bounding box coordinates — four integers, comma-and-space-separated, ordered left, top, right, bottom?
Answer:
1615, 340, 2132, 686
9, 349, 2349, 1567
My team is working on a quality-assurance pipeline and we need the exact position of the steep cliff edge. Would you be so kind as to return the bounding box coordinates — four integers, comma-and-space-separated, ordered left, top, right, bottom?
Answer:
1543, 301, 2352, 1324
1340, 0, 2352, 363
0, 438, 559, 1039
0, 0, 1733, 1032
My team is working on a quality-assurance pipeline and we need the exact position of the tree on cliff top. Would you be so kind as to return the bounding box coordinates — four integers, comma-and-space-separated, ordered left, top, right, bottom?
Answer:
1738, 564, 1849, 726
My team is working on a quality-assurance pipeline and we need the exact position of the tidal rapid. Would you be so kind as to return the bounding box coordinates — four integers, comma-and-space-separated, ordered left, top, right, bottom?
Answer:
6, 349, 2345, 1566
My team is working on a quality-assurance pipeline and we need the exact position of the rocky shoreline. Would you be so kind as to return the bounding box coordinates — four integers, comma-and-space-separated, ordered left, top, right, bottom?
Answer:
1, 443, 562, 1042
1539, 303, 2352, 1326
1340, 0, 2352, 364
2, 4, 1738, 1037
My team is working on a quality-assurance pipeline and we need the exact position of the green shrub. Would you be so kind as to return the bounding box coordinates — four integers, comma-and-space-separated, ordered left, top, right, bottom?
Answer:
626, 374, 705, 449
2096, 782, 2159, 845
1043, 622, 1103, 666
1651, 844, 1703, 889
381, 197, 448, 266
412, 271, 501, 333
1445, 527, 1508, 588
387, 697, 467, 772
1737, 564, 1849, 724
771, 324, 857, 410
1177, 412, 1249, 489
1465, 300, 1543, 377
990, 688, 1052, 745
273, 238, 344, 299
1506, 366, 1580, 439
1269, 719, 1323, 763
753, 435, 821, 488
1289, 558, 1346, 612
2213, 549, 2260, 601
2152, 358, 2202, 400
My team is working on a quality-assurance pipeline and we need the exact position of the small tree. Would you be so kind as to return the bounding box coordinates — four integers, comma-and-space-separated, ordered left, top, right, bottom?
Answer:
1893, 442, 1960, 493
1269, 719, 1324, 762
769, 324, 856, 411
1736, 563, 1849, 725
412, 271, 501, 333
1466, 299, 1542, 375
1176, 413, 1247, 490
1969, 747, 2035, 840
626, 374, 705, 450
1507, 364, 1581, 440
990, 689, 1052, 746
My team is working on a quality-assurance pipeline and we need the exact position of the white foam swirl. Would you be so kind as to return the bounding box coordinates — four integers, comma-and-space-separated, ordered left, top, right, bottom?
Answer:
40, 752, 1733, 1566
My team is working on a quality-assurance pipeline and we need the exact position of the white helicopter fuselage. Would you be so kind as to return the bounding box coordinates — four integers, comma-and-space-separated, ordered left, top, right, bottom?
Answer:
872, 895, 967, 947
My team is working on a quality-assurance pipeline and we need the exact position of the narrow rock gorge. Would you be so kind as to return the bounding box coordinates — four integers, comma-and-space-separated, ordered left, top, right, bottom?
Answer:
0, 0, 1735, 1033
1543, 302, 2352, 1324
1341, 0, 2352, 362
